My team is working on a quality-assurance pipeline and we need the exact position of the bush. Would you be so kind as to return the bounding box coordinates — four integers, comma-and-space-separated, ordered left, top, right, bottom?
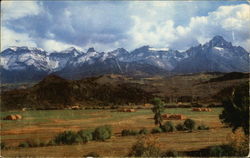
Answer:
129, 130, 139, 136
54, 131, 79, 145
209, 146, 224, 156
28, 139, 41, 147
1, 142, 6, 149
162, 150, 179, 157
121, 129, 130, 136
128, 135, 161, 157
151, 127, 162, 134
19, 142, 30, 148
219, 145, 236, 156
187, 145, 235, 157
175, 123, 187, 131
93, 125, 112, 141
227, 128, 249, 156
83, 152, 100, 157
184, 119, 196, 131
139, 128, 149, 135
161, 121, 175, 132
47, 140, 56, 146
219, 83, 249, 135
19, 139, 49, 148
208, 145, 236, 156
197, 124, 209, 130
192, 103, 203, 107
39, 141, 47, 147
121, 129, 139, 136
77, 130, 93, 143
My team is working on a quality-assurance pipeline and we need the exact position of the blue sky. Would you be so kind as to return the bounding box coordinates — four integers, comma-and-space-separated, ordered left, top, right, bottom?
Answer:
1, 1, 250, 52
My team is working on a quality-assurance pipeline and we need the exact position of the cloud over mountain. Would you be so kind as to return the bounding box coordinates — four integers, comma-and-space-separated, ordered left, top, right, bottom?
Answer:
1, 1, 249, 52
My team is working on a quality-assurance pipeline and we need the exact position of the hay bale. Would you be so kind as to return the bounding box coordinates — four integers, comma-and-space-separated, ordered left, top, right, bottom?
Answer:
179, 114, 186, 120
192, 108, 202, 112
193, 107, 212, 112
144, 103, 152, 107
4, 115, 17, 120
71, 105, 80, 110
166, 114, 186, 120
15, 114, 22, 119
129, 109, 136, 112
126, 109, 136, 112
192, 108, 199, 111
162, 114, 169, 119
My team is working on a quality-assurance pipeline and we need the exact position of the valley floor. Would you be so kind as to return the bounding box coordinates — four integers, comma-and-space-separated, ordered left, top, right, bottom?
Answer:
1, 108, 232, 157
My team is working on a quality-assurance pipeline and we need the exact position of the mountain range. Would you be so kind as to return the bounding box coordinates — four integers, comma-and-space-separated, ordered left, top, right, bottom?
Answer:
0, 36, 249, 83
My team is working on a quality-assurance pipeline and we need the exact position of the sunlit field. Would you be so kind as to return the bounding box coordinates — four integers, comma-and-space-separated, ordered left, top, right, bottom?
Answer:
1, 108, 233, 157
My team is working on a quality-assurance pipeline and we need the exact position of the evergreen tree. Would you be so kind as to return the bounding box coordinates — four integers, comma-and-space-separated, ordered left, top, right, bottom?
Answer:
219, 83, 249, 135
151, 98, 165, 127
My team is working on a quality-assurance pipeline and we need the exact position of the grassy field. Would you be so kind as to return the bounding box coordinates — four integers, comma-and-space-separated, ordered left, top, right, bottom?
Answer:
1, 108, 233, 157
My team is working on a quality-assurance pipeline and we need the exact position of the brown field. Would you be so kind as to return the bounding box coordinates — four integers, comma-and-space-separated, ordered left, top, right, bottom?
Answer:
0, 108, 234, 157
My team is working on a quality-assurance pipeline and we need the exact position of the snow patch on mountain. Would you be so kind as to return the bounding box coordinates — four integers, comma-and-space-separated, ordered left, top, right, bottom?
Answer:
149, 47, 169, 51
213, 47, 224, 51
1, 35, 249, 82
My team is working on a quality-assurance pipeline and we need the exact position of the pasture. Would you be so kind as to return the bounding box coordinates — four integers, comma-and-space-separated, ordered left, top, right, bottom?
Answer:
1, 108, 233, 157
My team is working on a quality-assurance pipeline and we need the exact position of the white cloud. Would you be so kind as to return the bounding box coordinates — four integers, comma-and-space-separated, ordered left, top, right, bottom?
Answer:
1, 1, 42, 21
1, 27, 37, 51
40, 40, 83, 52
128, 3, 250, 51
1, 2, 249, 52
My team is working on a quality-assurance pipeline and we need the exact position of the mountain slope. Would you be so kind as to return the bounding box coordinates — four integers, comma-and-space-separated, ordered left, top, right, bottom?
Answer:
0, 36, 249, 83
0, 46, 50, 83
1, 75, 154, 110
173, 36, 249, 73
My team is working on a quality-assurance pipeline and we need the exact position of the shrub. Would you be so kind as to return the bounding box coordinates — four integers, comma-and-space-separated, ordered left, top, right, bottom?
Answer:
151, 127, 162, 134
93, 125, 112, 141
128, 135, 161, 157
19, 142, 30, 148
227, 128, 249, 156
175, 123, 187, 131
121, 129, 140, 136
209, 146, 224, 156
139, 128, 149, 135
197, 124, 209, 130
219, 83, 249, 135
184, 119, 196, 131
83, 152, 100, 157
47, 140, 56, 146
192, 103, 203, 107
77, 130, 93, 143
1, 142, 6, 149
186, 145, 235, 157
161, 121, 175, 132
162, 150, 179, 157
74, 134, 83, 144
129, 130, 139, 136
27, 139, 42, 147
54, 130, 79, 145
121, 129, 130, 136
39, 141, 47, 147
219, 145, 235, 156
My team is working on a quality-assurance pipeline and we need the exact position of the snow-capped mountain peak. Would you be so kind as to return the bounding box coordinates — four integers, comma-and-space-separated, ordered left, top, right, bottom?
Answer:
0, 46, 49, 71
1, 36, 249, 83
208, 35, 232, 48
87, 47, 96, 53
